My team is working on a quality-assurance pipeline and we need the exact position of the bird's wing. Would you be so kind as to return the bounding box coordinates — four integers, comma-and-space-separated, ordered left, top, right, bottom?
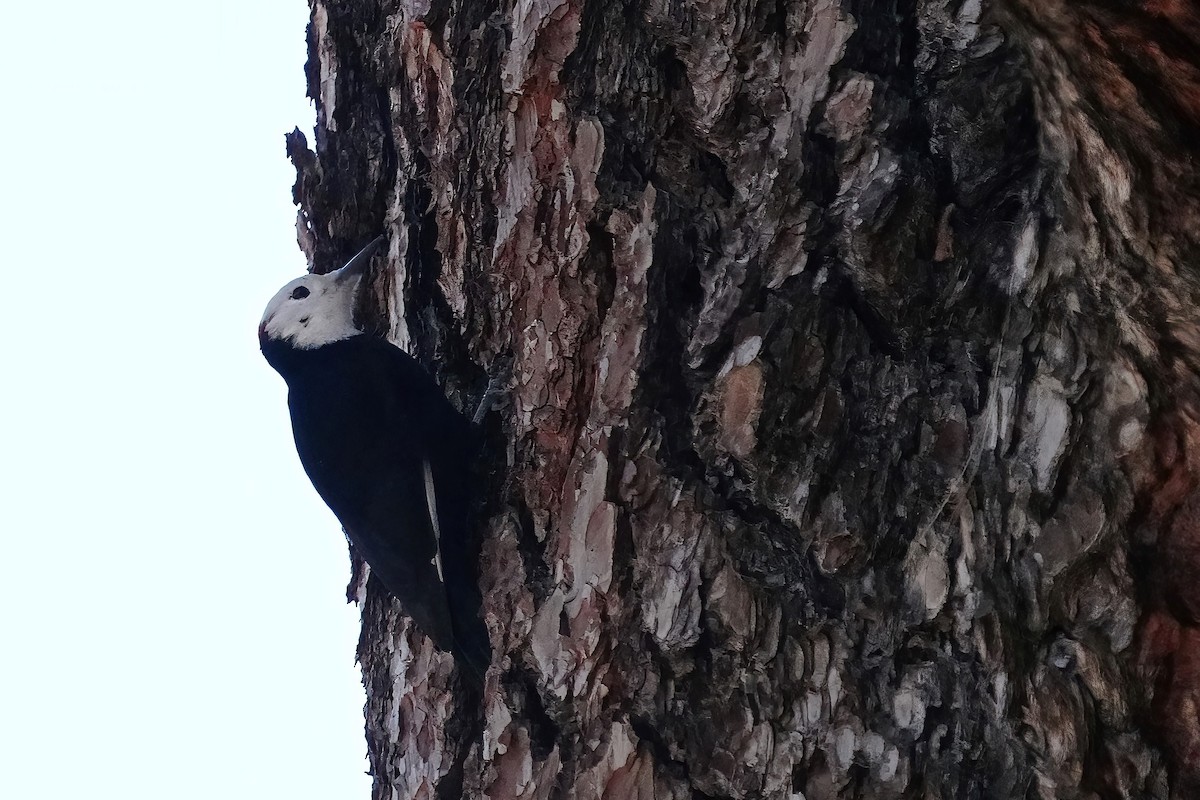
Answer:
351, 451, 457, 653
381, 342, 490, 677
324, 341, 459, 652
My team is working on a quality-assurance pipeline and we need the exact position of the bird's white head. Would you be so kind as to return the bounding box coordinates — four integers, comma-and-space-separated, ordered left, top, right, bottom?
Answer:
259, 236, 385, 350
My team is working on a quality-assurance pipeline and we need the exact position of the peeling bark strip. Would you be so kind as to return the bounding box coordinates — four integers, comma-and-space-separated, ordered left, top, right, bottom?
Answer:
288, 0, 1200, 797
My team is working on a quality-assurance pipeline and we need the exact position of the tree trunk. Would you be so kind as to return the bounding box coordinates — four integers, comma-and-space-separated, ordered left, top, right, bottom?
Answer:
287, 0, 1200, 797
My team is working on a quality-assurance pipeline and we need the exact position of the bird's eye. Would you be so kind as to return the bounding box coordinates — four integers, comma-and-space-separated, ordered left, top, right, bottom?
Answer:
291, 286, 310, 300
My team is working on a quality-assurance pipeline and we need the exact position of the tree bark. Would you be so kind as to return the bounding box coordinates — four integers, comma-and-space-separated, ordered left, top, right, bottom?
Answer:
287, 0, 1200, 797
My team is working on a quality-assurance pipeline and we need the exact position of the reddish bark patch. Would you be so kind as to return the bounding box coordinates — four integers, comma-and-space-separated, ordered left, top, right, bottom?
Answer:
1134, 414, 1200, 785
1139, 611, 1200, 790
718, 362, 764, 459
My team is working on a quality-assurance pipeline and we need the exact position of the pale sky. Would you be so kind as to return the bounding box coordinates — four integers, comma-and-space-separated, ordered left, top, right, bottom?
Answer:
1, 2, 372, 797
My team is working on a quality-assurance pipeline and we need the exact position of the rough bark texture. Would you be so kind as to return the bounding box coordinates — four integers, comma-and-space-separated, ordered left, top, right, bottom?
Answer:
287, 0, 1200, 797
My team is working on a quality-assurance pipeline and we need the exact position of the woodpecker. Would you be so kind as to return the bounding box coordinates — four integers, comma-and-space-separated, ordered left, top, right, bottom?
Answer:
259, 236, 490, 682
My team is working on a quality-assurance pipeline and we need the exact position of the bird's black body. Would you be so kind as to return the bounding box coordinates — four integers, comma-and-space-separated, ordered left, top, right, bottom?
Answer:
261, 332, 490, 680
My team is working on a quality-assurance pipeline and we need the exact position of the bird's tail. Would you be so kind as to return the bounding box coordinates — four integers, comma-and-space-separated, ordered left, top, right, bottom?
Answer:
449, 583, 491, 688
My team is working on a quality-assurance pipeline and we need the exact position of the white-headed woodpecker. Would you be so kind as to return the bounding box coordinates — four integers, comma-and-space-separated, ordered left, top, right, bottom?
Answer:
259, 236, 490, 682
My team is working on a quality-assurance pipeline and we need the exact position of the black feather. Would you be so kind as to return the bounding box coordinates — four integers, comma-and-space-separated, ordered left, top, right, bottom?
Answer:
262, 334, 490, 681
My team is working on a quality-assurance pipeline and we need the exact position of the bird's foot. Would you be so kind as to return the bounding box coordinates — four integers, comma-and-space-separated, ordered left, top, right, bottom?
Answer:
472, 359, 510, 425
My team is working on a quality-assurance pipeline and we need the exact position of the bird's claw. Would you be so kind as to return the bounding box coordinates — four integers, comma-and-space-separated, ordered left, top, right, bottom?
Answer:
473, 360, 510, 425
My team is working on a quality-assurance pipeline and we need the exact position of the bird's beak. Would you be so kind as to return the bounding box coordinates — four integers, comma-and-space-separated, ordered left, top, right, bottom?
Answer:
333, 235, 386, 285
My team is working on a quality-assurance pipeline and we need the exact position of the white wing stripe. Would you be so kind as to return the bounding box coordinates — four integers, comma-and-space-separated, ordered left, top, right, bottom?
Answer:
422, 458, 445, 582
